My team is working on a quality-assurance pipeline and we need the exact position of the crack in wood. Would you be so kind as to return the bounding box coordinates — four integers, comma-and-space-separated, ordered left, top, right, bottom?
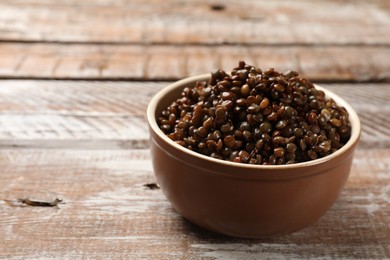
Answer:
143, 183, 160, 190
4, 197, 64, 208
210, 3, 225, 11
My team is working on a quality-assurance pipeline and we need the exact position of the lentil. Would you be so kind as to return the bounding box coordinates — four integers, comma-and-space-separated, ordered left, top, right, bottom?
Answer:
158, 61, 351, 165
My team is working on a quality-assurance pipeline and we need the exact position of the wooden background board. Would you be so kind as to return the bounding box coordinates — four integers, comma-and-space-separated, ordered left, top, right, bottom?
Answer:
0, 0, 390, 258
0, 81, 389, 258
0, 0, 389, 82
0, 43, 389, 81
1, 148, 389, 259
0, 81, 388, 149
0, 0, 389, 45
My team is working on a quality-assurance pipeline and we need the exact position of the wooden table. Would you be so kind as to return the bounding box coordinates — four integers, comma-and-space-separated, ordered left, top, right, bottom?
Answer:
1, 1, 389, 258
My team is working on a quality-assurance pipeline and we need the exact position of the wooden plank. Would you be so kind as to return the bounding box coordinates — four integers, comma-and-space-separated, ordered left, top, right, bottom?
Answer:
0, 81, 388, 149
0, 115, 149, 149
0, 81, 162, 149
0, 148, 389, 258
0, 43, 390, 81
0, 0, 389, 45
0, 81, 160, 115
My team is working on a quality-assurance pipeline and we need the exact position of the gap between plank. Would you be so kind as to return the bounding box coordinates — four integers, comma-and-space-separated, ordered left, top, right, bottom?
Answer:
1, 39, 390, 48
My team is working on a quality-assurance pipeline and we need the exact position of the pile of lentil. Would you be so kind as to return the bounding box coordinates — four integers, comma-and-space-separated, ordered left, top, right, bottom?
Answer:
158, 61, 351, 165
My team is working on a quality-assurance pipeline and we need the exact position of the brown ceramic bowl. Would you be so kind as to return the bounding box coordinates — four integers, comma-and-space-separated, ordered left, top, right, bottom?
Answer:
147, 74, 361, 238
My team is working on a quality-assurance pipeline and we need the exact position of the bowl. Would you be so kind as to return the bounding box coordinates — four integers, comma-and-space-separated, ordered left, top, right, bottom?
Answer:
147, 74, 361, 238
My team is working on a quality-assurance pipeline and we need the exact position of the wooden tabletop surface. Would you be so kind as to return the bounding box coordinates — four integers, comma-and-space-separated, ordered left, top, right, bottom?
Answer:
1, 0, 389, 259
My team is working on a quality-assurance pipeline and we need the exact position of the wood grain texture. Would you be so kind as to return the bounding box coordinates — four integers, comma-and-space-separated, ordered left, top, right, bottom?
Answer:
0, 0, 388, 258
0, 80, 388, 149
0, 81, 160, 149
0, 148, 389, 259
0, 43, 389, 81
0, 0, 389, 45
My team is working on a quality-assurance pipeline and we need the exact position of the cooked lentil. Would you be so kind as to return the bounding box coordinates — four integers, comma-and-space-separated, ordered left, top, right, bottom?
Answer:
158, 61, 351, 165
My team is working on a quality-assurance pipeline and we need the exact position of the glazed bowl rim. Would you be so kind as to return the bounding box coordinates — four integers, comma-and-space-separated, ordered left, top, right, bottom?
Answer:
147, 74, 361, 174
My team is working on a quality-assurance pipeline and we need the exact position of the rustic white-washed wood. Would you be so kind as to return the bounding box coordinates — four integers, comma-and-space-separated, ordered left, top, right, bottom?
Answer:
0, 148, 389, 259
0, 81, 163, 148
0, 81, 388, 149
1, 43, 389, 81
0, 80, 160, 115
0, 0, 389, 45
0, 0, 389, 257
